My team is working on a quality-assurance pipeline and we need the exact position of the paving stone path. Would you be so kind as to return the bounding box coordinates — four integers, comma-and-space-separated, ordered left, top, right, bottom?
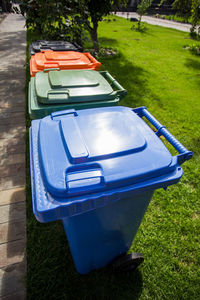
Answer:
116, 12, 197, 33
0, 13, 26, 300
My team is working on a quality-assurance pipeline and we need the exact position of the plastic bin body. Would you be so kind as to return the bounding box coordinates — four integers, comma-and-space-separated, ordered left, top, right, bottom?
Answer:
30, 50, 101, 77
28, 70, 127, 119
29, 106, 192, 274
29, 40, 82, 56
63, 192, 153, 274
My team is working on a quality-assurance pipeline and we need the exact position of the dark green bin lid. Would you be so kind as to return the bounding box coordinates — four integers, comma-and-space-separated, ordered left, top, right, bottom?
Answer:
34, 69, 127, 104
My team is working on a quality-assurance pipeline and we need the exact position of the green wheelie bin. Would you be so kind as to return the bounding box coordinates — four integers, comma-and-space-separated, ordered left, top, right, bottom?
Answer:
28, 69, 127, 119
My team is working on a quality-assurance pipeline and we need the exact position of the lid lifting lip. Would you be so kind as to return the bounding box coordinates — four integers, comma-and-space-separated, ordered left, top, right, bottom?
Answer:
66, 168, 104, 195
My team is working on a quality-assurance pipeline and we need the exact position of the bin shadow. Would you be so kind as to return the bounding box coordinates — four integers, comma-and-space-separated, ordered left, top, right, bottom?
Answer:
184, 58, 200, 71
26, 217, 143, 300
99, 37, 119, 47
184, 58, 200, 85
97, 45, 161, 108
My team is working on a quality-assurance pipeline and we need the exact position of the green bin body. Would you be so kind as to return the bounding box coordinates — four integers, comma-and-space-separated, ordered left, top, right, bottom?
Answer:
29, 69, 127, 119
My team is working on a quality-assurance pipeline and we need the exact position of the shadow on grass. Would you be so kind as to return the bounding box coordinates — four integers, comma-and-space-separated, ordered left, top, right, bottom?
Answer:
99, 37, 119, 47
98, 50, 161, 108
184, 58, 200, 86
129, 25, 155, 37
185, 58, 200, 71
26, 212, 143, 300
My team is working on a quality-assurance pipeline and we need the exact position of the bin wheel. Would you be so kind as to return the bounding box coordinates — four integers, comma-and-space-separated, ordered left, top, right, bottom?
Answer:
111, 252, 144, 272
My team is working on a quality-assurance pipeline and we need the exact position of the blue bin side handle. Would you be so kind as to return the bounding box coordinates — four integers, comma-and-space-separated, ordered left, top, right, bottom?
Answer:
133, 107, 193, 165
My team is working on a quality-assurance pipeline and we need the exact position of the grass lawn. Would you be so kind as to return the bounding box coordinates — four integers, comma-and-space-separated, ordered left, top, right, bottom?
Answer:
26, 17, 200, 299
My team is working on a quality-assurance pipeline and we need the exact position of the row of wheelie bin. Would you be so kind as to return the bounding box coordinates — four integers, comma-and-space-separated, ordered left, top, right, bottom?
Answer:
29, 40, 192, 274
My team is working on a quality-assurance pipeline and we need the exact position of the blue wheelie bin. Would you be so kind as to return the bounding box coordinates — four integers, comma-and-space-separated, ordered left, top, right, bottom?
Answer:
29, 106, 192, 274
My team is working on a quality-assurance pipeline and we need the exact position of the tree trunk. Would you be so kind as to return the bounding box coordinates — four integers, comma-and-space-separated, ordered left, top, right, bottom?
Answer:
138, 14, 142, 30
89, 22, 99, 53
1, 0, 7, 12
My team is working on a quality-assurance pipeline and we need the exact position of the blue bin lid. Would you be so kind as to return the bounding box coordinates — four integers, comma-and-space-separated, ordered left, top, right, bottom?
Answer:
30, 106, 183, 222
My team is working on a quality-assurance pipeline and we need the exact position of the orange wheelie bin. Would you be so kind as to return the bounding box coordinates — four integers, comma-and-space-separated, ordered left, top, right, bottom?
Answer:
30, 50, 101, 77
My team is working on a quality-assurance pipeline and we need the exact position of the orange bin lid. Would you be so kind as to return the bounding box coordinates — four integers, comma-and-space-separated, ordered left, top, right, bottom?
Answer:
30, 50, 101, 77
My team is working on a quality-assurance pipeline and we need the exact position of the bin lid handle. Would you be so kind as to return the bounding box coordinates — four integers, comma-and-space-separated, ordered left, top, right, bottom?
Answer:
133, 107, 193, 165
66, 169, 104, 193
47, 90, 69, 101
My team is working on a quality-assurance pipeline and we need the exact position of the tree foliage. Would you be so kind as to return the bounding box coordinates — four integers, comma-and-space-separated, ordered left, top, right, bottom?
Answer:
19, 0, 128, 52
137, 0, 153, 29
0, 0, 12, 12
160, 0, 200, 35
20, 0, 85, 46
172, 0, 192, 16
190, 0, 200, 34
171, 0, 192, 22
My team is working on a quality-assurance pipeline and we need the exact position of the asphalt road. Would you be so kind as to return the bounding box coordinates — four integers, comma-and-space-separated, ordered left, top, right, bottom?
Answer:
116, 12, 198, 33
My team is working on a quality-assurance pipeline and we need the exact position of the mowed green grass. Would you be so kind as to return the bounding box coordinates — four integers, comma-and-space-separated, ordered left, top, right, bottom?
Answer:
26, 17, 200, 299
